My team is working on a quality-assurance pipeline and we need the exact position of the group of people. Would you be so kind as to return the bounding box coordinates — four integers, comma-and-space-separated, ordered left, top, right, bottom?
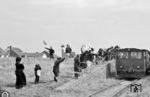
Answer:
73, 45, 121, 79
14, 44, 119, 89
44, 44, 72, 60
15, 44, 73, 89
96, 45, 120, 61
15, 57, 42, 89
15, 56, 65, 89
73, 44, 96, 79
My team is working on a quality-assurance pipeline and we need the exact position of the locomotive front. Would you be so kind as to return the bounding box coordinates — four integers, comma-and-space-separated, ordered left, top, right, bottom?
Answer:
116, 48, 147, 78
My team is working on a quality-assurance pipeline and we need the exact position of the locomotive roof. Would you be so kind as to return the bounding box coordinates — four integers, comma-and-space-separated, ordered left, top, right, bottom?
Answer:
117, 48, 150, 52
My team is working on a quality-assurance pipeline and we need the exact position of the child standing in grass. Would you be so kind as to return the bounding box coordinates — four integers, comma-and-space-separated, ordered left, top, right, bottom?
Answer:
34, 64, 41, 84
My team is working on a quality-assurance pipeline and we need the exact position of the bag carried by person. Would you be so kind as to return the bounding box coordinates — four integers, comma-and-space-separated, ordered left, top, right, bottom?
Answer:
37, 70, 41, 76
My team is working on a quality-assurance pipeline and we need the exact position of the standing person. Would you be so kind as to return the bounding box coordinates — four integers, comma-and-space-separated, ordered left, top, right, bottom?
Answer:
15, 57, 26, 89
61, 45, 65, 58
65, 44, 72, 59
81, 44, 88, 54
74, 54, 81, 79
80, 51, 88, 76
45, 46, 55, 59
53, 57, 65, 82
34, 64, 41, 84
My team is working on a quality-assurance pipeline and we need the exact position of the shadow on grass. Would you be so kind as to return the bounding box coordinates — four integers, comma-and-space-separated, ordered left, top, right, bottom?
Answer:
5, 84, 15, 88
29, 80, 55, 85
60, 75, 72, 79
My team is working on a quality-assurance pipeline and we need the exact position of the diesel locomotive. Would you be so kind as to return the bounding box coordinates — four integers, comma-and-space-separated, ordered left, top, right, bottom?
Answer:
116, 48, 150, 78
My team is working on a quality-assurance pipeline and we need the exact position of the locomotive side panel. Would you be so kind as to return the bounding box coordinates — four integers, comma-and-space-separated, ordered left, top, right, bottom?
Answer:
145, 52, 150, 74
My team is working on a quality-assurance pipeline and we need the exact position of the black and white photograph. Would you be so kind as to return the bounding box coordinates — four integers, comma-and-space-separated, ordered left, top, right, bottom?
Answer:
0, 0, 150, 97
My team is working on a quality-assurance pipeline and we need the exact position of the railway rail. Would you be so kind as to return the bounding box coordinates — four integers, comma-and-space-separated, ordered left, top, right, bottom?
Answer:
89, 76, 149, 97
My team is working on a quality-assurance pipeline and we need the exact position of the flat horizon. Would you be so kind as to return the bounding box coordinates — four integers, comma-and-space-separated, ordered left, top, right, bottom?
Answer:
0, 0, 150, 56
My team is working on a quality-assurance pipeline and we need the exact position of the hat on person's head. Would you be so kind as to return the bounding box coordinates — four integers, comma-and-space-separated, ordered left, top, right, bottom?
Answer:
35, 64, 39, 66
76, 54, 79, 56
16, 57, 21, 62
61, 45, 65, 48
57, 57, 62, 60
67, 44, 70, 47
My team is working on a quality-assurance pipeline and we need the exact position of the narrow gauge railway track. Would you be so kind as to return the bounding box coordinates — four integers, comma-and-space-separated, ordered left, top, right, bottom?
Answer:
111, 80, 138, 97
88, 76, 149, 97
88, 80, 129, 97
111, 76, 149, 97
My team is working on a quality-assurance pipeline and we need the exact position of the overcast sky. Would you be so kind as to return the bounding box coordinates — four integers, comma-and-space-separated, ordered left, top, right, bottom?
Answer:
0, 0, 150, 55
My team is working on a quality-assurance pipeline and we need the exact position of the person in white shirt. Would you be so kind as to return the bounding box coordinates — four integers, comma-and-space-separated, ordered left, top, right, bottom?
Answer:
34, 64, 41, 84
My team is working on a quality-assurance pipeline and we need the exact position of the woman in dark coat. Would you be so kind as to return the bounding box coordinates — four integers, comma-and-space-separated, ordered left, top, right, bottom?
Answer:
15, 57, 26, 89
80, 51, 88, 69
74, 54, 81, 79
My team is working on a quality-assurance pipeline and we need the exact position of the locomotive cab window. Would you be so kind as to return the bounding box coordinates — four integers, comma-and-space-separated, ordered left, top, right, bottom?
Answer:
118, 52, 129, 59
130, 52, 142, 59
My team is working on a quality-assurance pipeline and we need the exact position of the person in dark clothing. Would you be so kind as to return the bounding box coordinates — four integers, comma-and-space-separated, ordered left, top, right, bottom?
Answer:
80, 51, 88, 69
15, 57, 26, 89
45, 46, 55, 59
65, 44, 72, 59
65, 44, 72, 54
74, 54, 81, 79
53, 57, 65, 82
34, 64, 41, 84
87, 49, 95, 62
98, 48, 103, 56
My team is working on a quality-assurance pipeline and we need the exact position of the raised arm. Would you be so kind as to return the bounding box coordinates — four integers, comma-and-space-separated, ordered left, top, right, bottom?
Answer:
45, 47, 50, 50
59, 58, 65, 63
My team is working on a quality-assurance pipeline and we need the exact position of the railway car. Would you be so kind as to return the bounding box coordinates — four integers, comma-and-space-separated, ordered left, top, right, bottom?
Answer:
116, 48, 150, 78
